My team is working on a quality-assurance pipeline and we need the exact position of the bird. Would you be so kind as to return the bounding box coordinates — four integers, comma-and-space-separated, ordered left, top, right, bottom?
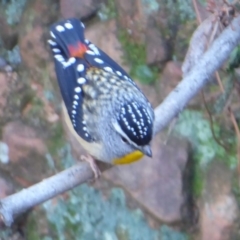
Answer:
48, 18, 155, 178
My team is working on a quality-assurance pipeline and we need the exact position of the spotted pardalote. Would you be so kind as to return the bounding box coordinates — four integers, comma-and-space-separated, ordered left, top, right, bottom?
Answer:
48, 18, 154, 172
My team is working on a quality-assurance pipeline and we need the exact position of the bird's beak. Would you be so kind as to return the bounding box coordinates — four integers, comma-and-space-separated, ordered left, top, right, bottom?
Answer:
142, 145, 152, 158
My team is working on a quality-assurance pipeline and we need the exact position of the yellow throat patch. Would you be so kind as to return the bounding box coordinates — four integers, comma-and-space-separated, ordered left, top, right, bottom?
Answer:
113, 150, 144, 165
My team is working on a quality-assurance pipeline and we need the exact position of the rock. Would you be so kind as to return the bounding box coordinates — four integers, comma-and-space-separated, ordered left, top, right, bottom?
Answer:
0, 72, 11, 117
2, 121, 47, 163
0, 176, 13, 198
115, 0, 148, 44
1, 121, 49, 185
136, 80, 161, 108
158, 60, 206, 108
19, 24, 49, 70
146, 24, 170, 66
0, 16, 18, 50
0, 142, 9, 164
85, 20, 126, 71
200, 161, 238, 240
104, 135, 190, 223
0, 71, 21, 121
18, 0, 60, 123
19, 0, 58, 70
0, 57, 7, 70
158, 61, 182, 101
60, 0, 103, 19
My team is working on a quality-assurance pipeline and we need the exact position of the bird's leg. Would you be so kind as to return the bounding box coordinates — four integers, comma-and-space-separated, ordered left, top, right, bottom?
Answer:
81, 154, 101, 179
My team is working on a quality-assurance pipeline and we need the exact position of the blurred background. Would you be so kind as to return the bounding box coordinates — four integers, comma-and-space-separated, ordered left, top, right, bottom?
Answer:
0, 0, 240, 239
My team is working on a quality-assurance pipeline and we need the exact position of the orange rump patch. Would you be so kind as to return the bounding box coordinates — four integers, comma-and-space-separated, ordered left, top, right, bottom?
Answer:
68, 42, 88, 58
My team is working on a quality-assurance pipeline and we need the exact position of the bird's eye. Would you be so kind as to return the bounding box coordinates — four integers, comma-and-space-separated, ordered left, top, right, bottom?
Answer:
121, 137, 128, 143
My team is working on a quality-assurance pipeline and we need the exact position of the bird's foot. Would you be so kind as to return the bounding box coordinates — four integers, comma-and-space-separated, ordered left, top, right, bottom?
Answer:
81, 154, 101, 179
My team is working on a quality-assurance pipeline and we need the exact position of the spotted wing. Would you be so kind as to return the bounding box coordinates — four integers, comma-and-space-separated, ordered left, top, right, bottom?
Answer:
84, 39, 137, 86
49, 19, 93, 142
49, 18, 133, 85
49, 18, 85, 58
49, 18, 145, 143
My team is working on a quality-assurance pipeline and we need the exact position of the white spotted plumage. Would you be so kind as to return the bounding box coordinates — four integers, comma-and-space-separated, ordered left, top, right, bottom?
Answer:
49, 18, 154, 164
94, 58, 104, 64
75, 87, 81, 93
48, 39, 57, 46
86, 50, 95, 55
50, 31, 56, 38
77, 64, 84, 72
52, 48, 61, 53
104, 66, 113, 72
88, 44, 100, 55
56, 25, 65, 32
65, 22, 73, 29
77, 77, 86, 84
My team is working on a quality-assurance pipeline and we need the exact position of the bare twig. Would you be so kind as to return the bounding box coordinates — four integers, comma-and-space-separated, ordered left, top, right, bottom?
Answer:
215, 71, 225, 93
192, 0, 202, 24
1, 15, 240, 227
228, 107, 240, 175
201, 91, 229, 151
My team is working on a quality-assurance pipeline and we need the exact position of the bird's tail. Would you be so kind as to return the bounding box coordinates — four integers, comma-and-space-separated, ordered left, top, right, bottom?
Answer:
48, 18, 87, 59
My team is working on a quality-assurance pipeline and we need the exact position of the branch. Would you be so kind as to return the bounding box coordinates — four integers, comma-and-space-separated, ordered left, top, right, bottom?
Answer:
1, 15, 240, 227
154, 15, 240, 134
0, 162, 94, 227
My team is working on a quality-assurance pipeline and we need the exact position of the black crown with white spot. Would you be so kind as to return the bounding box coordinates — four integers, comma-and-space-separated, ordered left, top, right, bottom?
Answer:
118, 101, 153, 146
